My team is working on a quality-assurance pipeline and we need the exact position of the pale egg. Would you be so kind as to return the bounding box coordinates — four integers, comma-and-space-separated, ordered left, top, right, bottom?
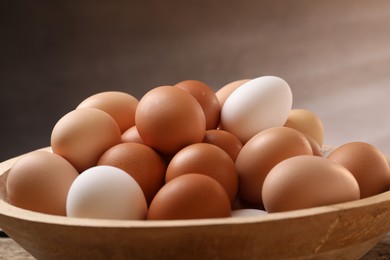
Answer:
220, 76, 293, 143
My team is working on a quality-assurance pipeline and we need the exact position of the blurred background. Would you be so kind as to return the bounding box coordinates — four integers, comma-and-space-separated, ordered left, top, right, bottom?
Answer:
1, 0, 390, 161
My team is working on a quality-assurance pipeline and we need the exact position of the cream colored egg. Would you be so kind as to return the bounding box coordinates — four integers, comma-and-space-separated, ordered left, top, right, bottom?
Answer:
284, 109, 325, 147
220, 76, 293, 143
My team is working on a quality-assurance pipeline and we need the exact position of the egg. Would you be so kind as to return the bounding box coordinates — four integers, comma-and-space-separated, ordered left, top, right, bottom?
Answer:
147, 174, 231, 220
76, 91, 139, 133
97, 142, 166, 204
66, 165, 147, 220
135, 86, 206, 155
235, 127, 313, 207
175, 79, 221, 129
220, 76, 293, 143
262, 155, 360, 213
51, 108, 121, 172
231, 209, 267, 218
327, 142, 390, 198
284, 108, 325, 147
165, 143, 238, 203
215, 79, 250, 107
121, 125, 144, 144
202, 129, 243, 161
304, 133, 323, 156
6, 150, 79, 216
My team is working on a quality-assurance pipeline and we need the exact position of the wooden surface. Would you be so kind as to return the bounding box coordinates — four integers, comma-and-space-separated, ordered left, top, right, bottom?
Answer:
2, 232, 390, 260
0, 229, 389, 259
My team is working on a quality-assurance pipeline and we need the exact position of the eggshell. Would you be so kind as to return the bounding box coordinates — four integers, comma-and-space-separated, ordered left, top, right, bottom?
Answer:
175, 80, 221, 129
231, 209, 267, 218
135, 86, 206, 155
284, 109, 325, 147
76, 91, 139, 133
327, 142, 390, 198
6, 151, 79, 216
51, 108, 122, 172
220, 76, 293, 143
97, 142, 166, 204
202, 129, 243, 161
66, 165, 147, 220
304, 133, 323, 156
147, 174, 231, 220
262, 155, 360, 213
215, 79, 249, 107
165, 143, 238, 203
235, 127, 313, 207
121, 125, 144, 144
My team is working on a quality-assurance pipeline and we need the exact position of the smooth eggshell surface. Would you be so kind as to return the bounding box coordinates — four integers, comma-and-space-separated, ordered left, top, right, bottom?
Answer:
215, 79, 249, 108
175, 80, 221, 130
121, 125, 144, 144
202, 129, 243, 162
235, 127, 313, 207
262, 155, 360, 213
147, 174, 231, 220
76, 91, 139, 133
327, 142, 390, 198
51, 108, 122, 172
165, 143, 238, 203
6, 151, 79, 216
135, 86, 206, 155
284, 108, 325, 147
231, 209, 267, 218
97, 142, 166, 204
220, 76, 293, 143
66, 165, 147, 220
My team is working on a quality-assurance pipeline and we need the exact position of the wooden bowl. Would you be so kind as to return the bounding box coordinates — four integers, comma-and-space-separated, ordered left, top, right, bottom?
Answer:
1, 150, 390, 260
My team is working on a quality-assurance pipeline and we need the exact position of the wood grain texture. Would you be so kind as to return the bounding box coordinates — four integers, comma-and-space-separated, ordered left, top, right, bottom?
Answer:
0, 234, 388, 259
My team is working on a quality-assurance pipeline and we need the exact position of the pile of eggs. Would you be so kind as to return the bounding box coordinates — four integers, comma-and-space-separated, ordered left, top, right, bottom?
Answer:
6, 76, 390, 220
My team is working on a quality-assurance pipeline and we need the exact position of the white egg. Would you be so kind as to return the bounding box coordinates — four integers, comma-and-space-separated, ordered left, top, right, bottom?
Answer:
231, 209, 268, 217
66, 165, 147, 220
220, 76, 293, 143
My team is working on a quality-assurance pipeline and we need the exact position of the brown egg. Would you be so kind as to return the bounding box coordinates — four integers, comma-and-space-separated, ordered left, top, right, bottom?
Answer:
175, 80, 221, 129
97, 142, 166, 204
147, 174, 231, 220
6, 151, 79, 215
135, 86, 206, 155
76, 91, 139, 133
304, 133, 323, 156
235, 127, 313, 207
202, 129, 243, 161
166, 143, 238, 203
121, 125, 144, 144
215, 79, 250, 107
262, 155, 360, 213
284, 108, 325, 147
327, 142, 390, 198
51, 108, 121, 172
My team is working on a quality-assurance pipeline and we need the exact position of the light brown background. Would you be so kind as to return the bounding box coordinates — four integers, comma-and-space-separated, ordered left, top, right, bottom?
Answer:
1, 0, 390, 161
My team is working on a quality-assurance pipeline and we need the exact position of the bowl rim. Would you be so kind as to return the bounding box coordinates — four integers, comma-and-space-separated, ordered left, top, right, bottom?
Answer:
1, 147, 390, 229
